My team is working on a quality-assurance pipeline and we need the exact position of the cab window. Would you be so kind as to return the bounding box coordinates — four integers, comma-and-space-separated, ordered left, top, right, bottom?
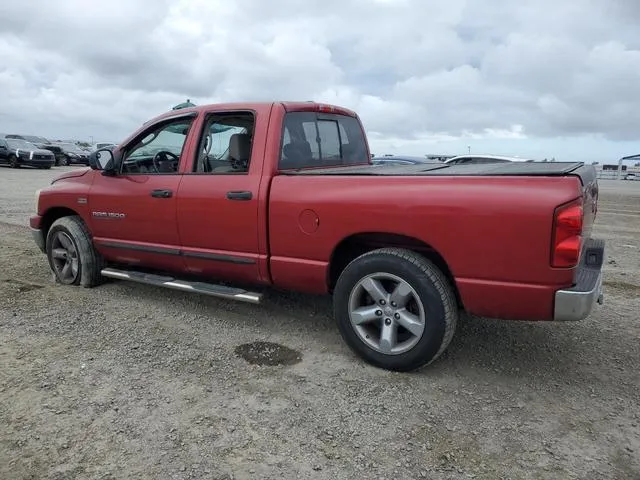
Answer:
279, 112, 368, 170
192, 111, 255, 174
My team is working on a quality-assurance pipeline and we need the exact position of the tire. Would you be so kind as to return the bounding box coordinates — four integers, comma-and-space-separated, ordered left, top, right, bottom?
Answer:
9, 155, 19, 168
58, 156, 69, 166
45, 215, 103, 288
333, 247, 458, 372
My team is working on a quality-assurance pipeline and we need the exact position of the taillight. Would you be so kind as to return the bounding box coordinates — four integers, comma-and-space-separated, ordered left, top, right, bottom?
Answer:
551, 199, 583, 268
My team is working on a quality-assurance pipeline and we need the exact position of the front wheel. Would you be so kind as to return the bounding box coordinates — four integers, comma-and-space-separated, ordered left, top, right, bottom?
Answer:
9, 155, 19, 168
333, 248, 458, 371
46, 216, 103, 287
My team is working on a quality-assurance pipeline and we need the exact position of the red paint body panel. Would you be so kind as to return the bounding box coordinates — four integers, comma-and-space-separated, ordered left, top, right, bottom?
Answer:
89, 174, 186, 272
266, 175, 581, 320
32, 101, 594, 322
269, 256, 329, 294
36, 174, 93, 224
268, 175, 580, 284
455, 278, 556, 320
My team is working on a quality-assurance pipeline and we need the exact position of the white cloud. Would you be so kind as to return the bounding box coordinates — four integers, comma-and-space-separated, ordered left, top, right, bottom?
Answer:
0, 0, 639, 160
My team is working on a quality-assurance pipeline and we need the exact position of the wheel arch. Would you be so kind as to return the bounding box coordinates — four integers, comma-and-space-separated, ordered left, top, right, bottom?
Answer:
327, 232, 462, 308
40, 207, 83, 240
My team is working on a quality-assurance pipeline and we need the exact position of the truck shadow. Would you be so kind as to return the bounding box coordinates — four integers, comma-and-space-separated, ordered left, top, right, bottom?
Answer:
429, 312, 627, 388
106, 280, 625, 389
262, 289, 631, 391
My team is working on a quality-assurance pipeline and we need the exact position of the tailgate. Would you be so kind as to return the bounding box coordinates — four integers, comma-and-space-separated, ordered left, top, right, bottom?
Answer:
569, 164, 605, 285
572, 164, 598, 241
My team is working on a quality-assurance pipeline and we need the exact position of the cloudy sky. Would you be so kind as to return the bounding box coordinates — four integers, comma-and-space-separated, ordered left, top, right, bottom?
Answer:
1, 0, 639, 162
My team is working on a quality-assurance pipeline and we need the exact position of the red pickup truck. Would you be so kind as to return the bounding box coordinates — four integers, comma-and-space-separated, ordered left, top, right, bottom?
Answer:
30, 101, 605, 371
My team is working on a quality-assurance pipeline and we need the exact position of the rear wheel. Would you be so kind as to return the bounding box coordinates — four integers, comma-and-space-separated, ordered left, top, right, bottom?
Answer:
333, 248, 458, 371
58, 156, 69, 166
9, 155, 19, 168
46, 216, 103, 287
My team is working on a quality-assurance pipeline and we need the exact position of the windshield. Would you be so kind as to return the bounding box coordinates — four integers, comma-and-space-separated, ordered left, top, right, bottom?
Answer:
7, 139, 39, 150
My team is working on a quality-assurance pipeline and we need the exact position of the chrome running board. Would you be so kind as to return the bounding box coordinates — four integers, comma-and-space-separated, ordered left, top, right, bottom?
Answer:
100, 267, 262, 304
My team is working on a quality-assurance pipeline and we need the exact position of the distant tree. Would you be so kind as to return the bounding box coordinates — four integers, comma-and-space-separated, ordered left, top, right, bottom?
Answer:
592, 161, 599, 165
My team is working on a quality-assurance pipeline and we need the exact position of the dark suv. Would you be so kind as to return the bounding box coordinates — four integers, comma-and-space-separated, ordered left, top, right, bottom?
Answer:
5, 134, 66, 165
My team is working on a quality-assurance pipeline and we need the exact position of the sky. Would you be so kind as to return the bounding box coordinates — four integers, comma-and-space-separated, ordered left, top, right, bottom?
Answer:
1, 0, 639, 164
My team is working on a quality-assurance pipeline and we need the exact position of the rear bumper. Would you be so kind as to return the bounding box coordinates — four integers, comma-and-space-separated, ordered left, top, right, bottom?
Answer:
554, 238, 605, 321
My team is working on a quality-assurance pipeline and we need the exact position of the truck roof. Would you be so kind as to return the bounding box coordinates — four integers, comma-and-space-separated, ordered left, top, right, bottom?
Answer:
151, 101, 359, 123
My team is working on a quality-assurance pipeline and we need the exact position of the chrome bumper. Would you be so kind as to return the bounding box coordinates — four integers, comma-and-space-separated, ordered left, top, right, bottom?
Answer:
31, 227, 46, 253
554, 271, 603, 321
554, 238, 605, 321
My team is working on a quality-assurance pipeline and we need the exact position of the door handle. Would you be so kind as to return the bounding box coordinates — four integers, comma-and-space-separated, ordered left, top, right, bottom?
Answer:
226, 191, 252, 201
150, 189, 173, 198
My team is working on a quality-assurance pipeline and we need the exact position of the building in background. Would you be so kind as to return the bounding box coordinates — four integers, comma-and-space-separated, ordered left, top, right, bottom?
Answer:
593, 154, 640, 180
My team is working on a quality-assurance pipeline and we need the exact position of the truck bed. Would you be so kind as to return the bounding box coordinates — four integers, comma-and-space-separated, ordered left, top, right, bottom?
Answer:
284, 161, 586, 177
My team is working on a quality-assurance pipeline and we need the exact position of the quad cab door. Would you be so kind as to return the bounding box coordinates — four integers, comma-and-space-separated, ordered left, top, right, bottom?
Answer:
89, 112, 197, 272
176, 107, 267, 285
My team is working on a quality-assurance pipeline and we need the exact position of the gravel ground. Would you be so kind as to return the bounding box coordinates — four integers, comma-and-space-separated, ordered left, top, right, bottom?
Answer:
1, 166, 639, 480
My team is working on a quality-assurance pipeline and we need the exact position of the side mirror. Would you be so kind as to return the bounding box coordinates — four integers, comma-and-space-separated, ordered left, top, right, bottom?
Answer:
89, 148, 115, 173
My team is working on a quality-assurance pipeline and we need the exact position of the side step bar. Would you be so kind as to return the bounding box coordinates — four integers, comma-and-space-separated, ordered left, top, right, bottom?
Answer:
100, 267, 263, 304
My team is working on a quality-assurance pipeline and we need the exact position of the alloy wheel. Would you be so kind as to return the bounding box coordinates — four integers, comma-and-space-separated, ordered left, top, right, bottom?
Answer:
348, 272, 426, 355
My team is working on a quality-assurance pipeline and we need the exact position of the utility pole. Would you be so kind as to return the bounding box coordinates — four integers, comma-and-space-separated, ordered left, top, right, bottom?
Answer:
467, 146, 471, 154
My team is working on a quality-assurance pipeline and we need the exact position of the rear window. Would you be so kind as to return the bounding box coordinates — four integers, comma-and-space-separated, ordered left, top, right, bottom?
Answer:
279, 111, 368, 169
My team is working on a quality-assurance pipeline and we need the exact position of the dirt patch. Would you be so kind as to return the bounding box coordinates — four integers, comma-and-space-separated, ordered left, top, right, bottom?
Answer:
2, 278, 45, 293
234, 341, 303, 366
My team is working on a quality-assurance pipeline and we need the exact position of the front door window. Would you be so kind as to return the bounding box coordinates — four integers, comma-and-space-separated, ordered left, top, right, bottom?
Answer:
121, 119, 193, 174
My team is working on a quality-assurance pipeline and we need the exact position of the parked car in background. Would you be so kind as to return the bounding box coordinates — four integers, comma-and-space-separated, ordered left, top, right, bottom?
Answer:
92, 142, 117, 151
6, 134, 50, 145
0, 138, 55, 169
371, 155, 442, 166
445, 154, 535, 165
5, 134, 66, 166
54, 142, 91, 165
